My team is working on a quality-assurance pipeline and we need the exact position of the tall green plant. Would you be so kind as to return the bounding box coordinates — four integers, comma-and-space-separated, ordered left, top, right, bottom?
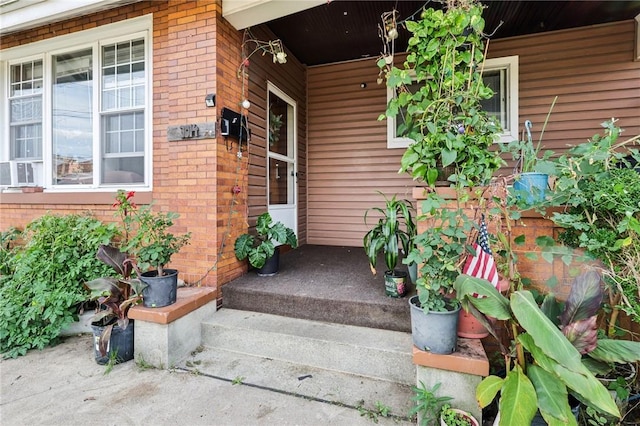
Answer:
363, 193, 415, 275
0, 213, 119, 358
379, 0, 505, 187
455, 271, 640, 425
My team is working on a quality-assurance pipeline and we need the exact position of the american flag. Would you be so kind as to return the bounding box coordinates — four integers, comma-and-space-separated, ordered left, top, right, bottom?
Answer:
462, 215, 499, 288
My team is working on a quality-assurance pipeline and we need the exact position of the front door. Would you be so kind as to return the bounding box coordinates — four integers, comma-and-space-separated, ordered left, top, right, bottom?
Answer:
267, 82, 297, 239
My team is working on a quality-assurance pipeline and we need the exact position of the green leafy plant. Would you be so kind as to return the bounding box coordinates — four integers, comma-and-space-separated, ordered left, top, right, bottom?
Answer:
115, 190, 191, 277
546, 119, 640, 330
455, 270, 640, 425
0, 227, 21, 278
363, 192, 415, 276
0, 213, 119, 358
408, 381, 453, 426
440, 404, 477, 426
379, 0, 505, 188
234, 212, 297, 269
404, 191, 475, 312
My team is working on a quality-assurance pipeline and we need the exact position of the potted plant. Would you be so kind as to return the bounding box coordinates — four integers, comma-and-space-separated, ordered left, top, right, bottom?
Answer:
501, 96, 557, 205
440, 403, 479, 426
85, 245, 145, 365
363, 192, 416, 297
114, 190, 191, 308
234, 212, 298, 276
403, 191, 478, 354
454, 270, 640, 425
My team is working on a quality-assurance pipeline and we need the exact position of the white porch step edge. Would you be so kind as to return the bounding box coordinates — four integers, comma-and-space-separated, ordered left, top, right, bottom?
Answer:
201, 308, 414, 385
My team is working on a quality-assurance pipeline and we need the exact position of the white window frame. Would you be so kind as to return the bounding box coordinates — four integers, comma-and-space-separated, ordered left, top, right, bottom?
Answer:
484, 55, 519, 143
386, 55, 519, 148
0, 15, 153, 192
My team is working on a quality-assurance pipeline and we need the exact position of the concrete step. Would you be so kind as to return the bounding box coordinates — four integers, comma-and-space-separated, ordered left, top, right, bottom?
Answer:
178, 308, 416, 419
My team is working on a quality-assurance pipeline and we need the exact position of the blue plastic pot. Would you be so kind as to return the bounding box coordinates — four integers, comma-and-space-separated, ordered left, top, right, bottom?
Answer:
513, 172, 548, 205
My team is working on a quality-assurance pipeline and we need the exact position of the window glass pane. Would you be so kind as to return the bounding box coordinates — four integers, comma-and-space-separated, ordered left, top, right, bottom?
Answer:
395, 81, 421, 138
102, 111, 144, 183
117, 41, 131, 63
52, 48, 94, 185
9, 60, 43, 160
103, 45, 115, 67
269, 158, 290, 205
102, 39, 145, 111
131, 39, 144, 61
481, 69, 507, 129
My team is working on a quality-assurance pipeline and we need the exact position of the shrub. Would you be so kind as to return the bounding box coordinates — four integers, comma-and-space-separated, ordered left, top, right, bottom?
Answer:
0, 213, 119, 358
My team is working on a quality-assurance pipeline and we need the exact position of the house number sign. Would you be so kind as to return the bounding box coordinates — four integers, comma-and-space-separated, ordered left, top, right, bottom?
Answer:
167, 122, 216, 141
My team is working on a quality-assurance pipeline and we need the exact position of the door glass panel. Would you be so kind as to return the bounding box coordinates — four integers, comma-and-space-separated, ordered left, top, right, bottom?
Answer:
269, 157, 290, 205
268, 93, 290, 157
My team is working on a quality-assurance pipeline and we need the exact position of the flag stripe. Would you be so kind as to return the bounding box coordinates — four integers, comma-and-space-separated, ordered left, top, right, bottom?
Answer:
462, 215, 499, 296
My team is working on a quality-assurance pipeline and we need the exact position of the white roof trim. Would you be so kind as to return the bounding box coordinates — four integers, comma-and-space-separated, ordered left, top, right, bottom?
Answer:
0, 0, 135, 35
223, 0, 326, 30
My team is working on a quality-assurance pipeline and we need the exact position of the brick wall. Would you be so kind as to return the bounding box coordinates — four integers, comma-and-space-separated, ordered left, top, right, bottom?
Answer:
0, 0, 249, 299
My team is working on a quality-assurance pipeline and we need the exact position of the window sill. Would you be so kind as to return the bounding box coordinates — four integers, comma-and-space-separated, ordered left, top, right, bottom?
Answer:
0, 190, 153, 205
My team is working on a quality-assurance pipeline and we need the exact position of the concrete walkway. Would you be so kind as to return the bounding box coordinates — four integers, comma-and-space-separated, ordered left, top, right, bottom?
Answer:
0, 335, 413, 426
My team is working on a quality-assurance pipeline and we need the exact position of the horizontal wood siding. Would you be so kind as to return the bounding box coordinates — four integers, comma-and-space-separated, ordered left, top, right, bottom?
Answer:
246, 26, 307, 244
489, 20, 640, 154
307, 21, 640, 248
307, 58, 416, 247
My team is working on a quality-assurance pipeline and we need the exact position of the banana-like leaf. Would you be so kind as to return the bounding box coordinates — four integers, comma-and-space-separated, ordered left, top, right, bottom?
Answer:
528, 364, 576, 425
454, 274, 511, 320
588, 339, 640, 363
98, 323, 114, 356
498, 365, 537, 426
476, 375, 503, 408
520, 333, 620, 418
96, 244, 132, 278
511, 291, 585, 373
559, 270, 603, 327
540, 293, 562, 326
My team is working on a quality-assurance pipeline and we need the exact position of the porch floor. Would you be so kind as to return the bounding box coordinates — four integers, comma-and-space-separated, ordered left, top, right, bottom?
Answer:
222, 244, 415, 332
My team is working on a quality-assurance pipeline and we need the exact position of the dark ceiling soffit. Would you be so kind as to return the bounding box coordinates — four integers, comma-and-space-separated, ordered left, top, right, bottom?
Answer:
266, 0, 640, 66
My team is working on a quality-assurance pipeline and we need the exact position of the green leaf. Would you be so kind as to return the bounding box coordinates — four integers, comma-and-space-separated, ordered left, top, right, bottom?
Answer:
588, 339, 640, 363
441, 149, 457, 167
454, 275, 512, 320
476, 375, 503, 408
528, 365, 576, 425
498, 365, 537, 426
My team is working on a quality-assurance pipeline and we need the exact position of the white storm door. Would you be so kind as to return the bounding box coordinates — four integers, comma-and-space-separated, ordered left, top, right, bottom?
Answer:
267, 82, 297, 240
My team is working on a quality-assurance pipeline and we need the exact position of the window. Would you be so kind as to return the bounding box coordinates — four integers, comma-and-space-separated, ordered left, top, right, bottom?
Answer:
386, 55, 519, 148
481, 56, 519, 143
1, 16, 151, 190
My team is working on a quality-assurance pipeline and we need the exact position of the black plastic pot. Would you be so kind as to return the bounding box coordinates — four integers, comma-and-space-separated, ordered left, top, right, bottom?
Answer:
257, 247, 280, 276
91, 320, 134, 365
140, 269, 178, 308
384, 269, 407, 297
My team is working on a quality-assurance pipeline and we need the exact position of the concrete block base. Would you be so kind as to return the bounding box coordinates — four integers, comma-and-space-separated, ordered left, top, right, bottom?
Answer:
413, 338, 489, 423
129, 287, 217, 369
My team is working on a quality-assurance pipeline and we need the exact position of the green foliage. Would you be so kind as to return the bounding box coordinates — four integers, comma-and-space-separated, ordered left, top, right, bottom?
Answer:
546, 119, 640, 327
0, 227, 22, 277
0, 213, 119, 358
357, 401, 391, 423
440, 404, 476, 426
456, 271, 640, 426
234, 212, 298, 269
405, 192, 475, 312
409, 381, 452, 426
380, 0, 505, 187
114, 190, 191, 276
363, 192, 416, 274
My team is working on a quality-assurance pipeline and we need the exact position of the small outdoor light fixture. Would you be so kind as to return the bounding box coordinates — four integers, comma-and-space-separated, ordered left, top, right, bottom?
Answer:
205, 93, 216, 107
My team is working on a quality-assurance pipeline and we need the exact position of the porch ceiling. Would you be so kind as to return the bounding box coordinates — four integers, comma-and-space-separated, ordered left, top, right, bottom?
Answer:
266, 0, 640, 66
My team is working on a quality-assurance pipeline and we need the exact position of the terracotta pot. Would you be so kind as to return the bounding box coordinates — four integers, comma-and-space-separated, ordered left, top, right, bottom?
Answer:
457, 309, 489, 339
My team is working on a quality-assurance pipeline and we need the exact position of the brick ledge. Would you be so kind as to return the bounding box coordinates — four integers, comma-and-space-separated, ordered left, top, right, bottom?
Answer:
129, 287, 216, 325
413, 338, 489, 376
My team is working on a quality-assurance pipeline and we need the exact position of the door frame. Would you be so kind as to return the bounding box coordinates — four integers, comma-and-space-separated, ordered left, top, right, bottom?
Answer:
266, 81, 297, 239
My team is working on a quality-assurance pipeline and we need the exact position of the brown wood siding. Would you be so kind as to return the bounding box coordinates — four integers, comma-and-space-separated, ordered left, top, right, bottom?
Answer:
307, 58, 416, 247
307, 20, 640, 248
489, 20, 640, 154
246, 26, 308, 244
